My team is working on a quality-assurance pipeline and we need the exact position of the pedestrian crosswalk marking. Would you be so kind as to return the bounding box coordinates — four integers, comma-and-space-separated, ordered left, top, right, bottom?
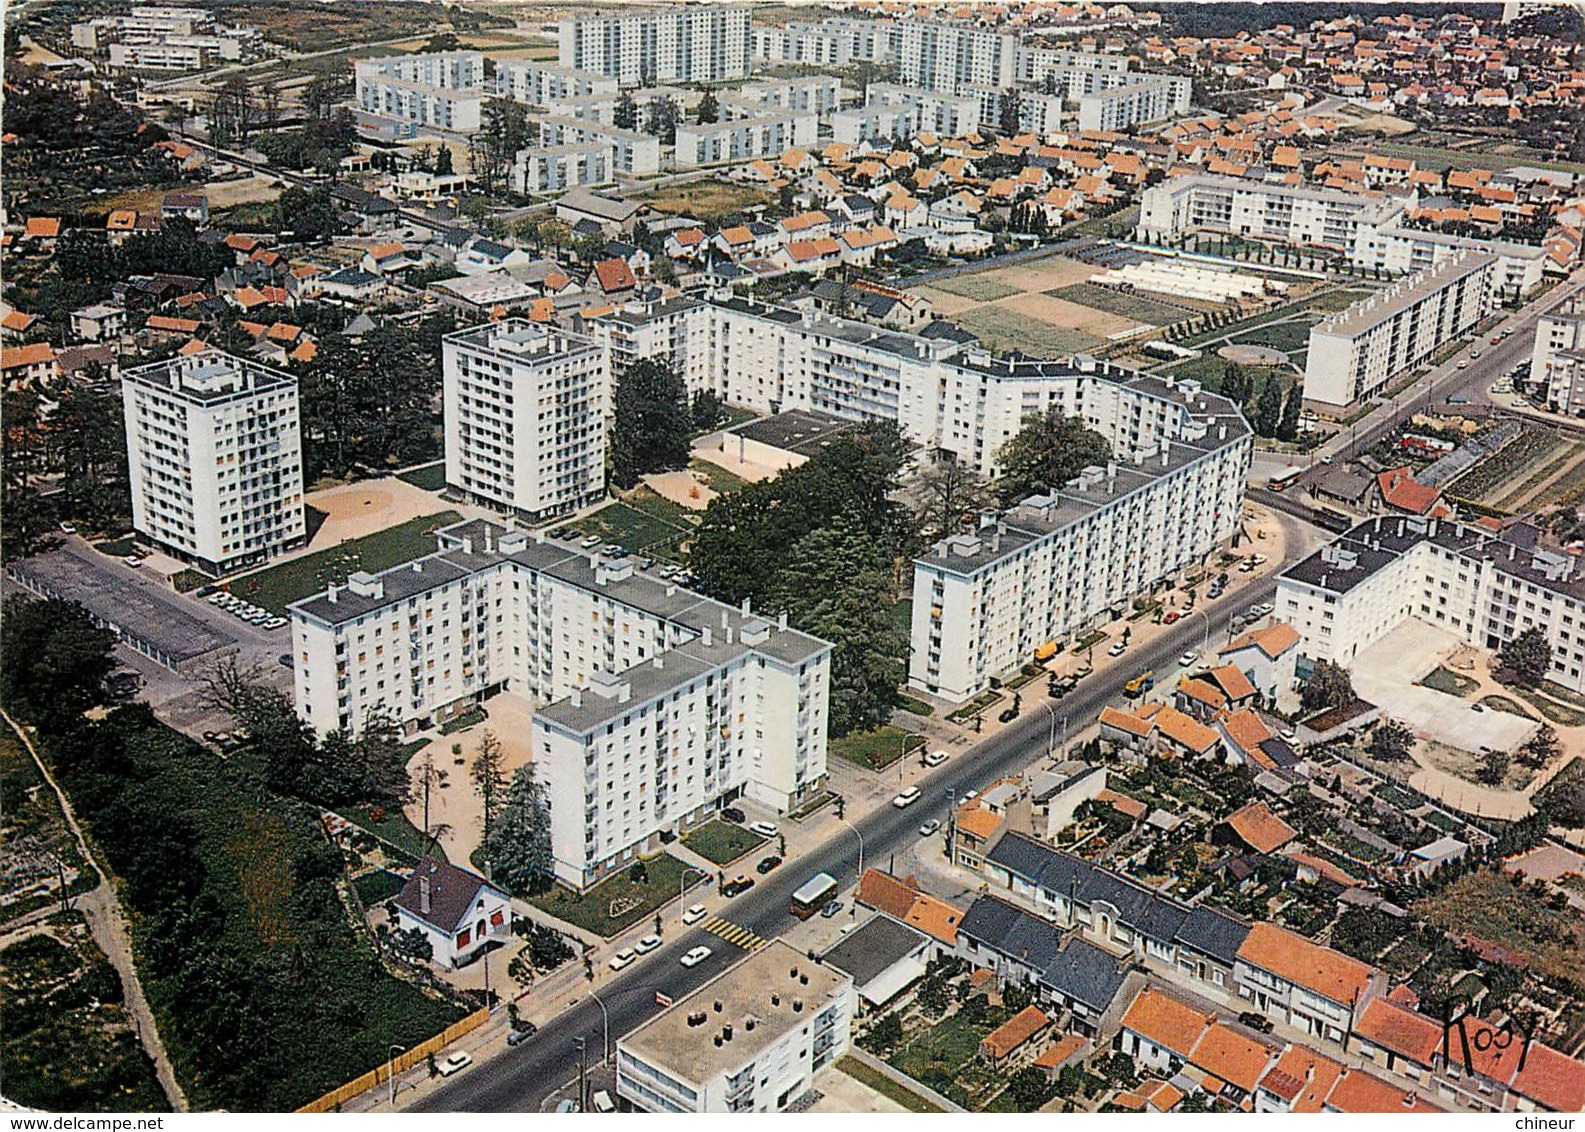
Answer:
701, 916, 767, 951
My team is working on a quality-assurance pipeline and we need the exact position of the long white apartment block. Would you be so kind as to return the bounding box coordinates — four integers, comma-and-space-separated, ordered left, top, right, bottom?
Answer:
72, 5, 258, 66
966, 86, 1067, 134
674, 110, 817, 169
617, 942, 854, 1112
288, 519, 831, 890
1015, 45, 1130, 83
728, 77, 843, 118
107, 36, 244, 69
1278, 513, 1585, 696
1533, 286, 1585, 414
1077, 76, 1190, 132
751, 19, 896, 66
1352, 222, 1547, 298
442, 321, 607, 521
911, 377, 1252, 700
865, 83, 980, 139
580, 298, 713, 392
495, 59, 617, 107
558, 6, 751, 85
831, 105, 919, 146
355, 51, 485, 133
538, 117, 661, 175
122, 350, 305, 575
896, 20, 1018, 94
514, 143, 615, 194
1303, 250, 1496, 407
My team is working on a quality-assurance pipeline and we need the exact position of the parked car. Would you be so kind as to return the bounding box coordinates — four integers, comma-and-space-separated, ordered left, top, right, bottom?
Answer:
681, 946, 713, 968
923, 749, 949, 767
755, 855, 782, 875
748, 820, 778, 838
579, 536, 601, 549
608, 949, 636, 971
892, 786, 921, 808
820, 899, 843, 919
682, 903, 708, 925
123, 555, 143, 567
555, 1101, 579, 1113
1162, 611, 1180, 625
437, 1053, 473, 1076
1107, 641, 1127, 657
723, 876, 755, 897
1239, 1011, 1274, 1034
634, 934, 662, 954
1179, 652, 1198, 668
919, 819, 941, 837
58, 521, 77, 535
507, 1022, 538, 1047
591, 1090, 615, 1113
721, 807, 746, 824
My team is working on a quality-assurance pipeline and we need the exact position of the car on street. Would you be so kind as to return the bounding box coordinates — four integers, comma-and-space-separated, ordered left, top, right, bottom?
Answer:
1178, 652, 1197, 668
123, 555, 143, 567
961, 789, 979, 802
1107, 641, 1128, 657
893, 786, 921, 808
507, 1022, 538, 1047
682, 903, 708, 925
1163, 611, 1180, 624
919, 819, 941, 837
756, 855, 782, 874
609, 949, 637, 971
1457, 360, 1470, 369
820, 899, 843, 918
437, 1053, 473, 1076
634, 934, 662, 954
997, 706, 1018, 723
924, 749, 949, 767
1252, 602, 1273, 617
723, 875, 755, 897
1239, 1011, 1275, 1034
680, 946, 713, 968
748, 820, 779, 838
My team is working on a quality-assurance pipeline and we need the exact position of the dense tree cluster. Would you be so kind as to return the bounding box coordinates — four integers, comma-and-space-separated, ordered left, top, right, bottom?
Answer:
1500, 627, 1553, 688
1299, 659, 1355, 715
4, 377, 131, 557
609, 359, 692, 489
689, 422, 913, 735
0, 599, 118, 730
994, 408, 1113, 505
481, 764, 553, 894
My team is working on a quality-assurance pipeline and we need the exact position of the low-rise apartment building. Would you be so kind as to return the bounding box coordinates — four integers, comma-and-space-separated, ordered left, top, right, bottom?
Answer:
514, 143, 615, 194
1277, 513, 1585, 695
495, 60, 616, 107
288, 519, 831, 889
865, 82, 980, 139
1533, 285, 1585, 414
355, 51, 485, 135
441, 320, 607, 521
1077, 75, 1191, 132
729, 76, 843, 117
121, 350, 304, 575
674, 110, 817, 169
538, 117, 661, 176
617, 942, 853, 1112
1302, 250, 1496, 407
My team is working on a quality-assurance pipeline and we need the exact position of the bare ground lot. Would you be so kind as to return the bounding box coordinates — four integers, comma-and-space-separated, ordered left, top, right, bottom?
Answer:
915, 255, 1135, 356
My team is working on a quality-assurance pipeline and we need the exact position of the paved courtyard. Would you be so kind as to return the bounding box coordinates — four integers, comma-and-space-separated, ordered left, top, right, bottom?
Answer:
1351, 619, 1536, 753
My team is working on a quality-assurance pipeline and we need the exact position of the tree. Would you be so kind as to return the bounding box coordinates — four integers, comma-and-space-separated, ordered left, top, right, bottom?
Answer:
1299, 659, 1354, 714
482, 763, 553, 893
610, 358, 692, 489
273, 186, 341, 242
690, 389, 723, 434
643, 96, 679, 145
869, 1012, 904, 1050
613, 91, 639, 130
470, 98, 528, 196
1252, 375, 1284, 438
696, 89, 720, 125
1277, 381, 1303, 442
470, 729, 507, 838
435, 145, 454, 176
995, 408, 1112, 505
1477, 746, 1510, 786
1007, 1066, 1053, 1110
1519, 725, 1559, 769
1501, 627, 1552, 688
1368, 719, 1414, 762
917, 452, 992, 537
0, 598, 116, 727
998, 87, 1023, 136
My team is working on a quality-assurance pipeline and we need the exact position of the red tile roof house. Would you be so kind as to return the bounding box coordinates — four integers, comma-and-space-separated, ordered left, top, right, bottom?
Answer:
979, 1005, 1051, 1067
392, 857, 511, 969
1234, 922, 1386, 1048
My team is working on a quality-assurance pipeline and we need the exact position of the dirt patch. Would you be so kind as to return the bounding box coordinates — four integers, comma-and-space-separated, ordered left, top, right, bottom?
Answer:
643, 469, 717, 511
994, 291, 1136, 337
304, 477, 452, 549
206, 175, 285, 209
1219, 343, 1288, 366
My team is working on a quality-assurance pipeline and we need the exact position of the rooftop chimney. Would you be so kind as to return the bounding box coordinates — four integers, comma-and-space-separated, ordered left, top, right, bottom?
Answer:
418, 875, 431, 915
703, 626, 713, 647
326, 584, 338, 604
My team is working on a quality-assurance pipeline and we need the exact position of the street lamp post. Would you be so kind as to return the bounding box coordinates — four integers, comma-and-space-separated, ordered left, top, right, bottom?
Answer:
834, 815, 864, 881
588, 990, 611, 1067
678, 865, 708, 926
387, 1044, 403, 1106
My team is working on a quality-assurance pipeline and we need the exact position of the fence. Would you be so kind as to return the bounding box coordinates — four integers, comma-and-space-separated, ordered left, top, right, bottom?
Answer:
295, 1008, 490, 1113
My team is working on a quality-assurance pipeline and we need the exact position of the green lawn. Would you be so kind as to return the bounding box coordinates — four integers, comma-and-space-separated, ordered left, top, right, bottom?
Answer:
956, 307, 1107, 359
227, 511, 461, 614
396, 461, 448, 491
681, 819, 766, 865
688, 457, 749, 496
829, 725, 921, 770
576, 498, 693, 557
1419, 666, 1478, 698
521, 852, 706, 938
836, 1056, 944, 1113
1047, 282, 1189, 327
352, 869, 408, 905
1229, 317, 1316, 356
928, 275, 1021, 302
342, 803, 444, 862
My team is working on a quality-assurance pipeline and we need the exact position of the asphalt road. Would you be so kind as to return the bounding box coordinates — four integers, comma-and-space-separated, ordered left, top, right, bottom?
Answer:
412, 544, 1291, 1112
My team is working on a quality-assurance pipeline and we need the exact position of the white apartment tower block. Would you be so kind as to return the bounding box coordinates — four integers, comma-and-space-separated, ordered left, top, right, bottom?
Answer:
121, 350, 305, 575
288, 520, 831, 889
1303, 251, 1496, 407
442, 321, 608, 522
1534, 286, 1585, 415
896, 20, 1018, 94
355, 51, 486, 133
558, 6, 751, 85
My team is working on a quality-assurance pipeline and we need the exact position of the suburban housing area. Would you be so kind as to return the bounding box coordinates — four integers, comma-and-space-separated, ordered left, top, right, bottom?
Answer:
1, 0, 1584, 1120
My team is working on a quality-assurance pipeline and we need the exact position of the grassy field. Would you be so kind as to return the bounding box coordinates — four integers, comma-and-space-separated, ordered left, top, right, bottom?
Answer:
829, 725, 921, 770
1, 916, 170, 1113
836, 1056, 944, 1113
1228, 316, 1316, 356
681, 820, 767, 866
956, 307, 1106, 358
1418, 666, 1478, 698
687, 457, 749, 496
1305, 287, 1377, 313
342, 802, 443, 862
637, 179, 775, 224
1415, 870, 1585, 984
396, 461, 447, 491
928, 275, 1022, 302
227, 510, 461, 613
1341, 139, 1585, 178
1047, 282, 1189, 326
522, 852, 704, 937
575, 497, 693, 558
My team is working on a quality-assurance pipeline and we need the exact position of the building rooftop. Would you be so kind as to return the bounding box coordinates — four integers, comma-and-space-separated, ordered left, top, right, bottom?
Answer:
730, 409, 860, 458
121, 349, 294, 402
619, 940, 849, 1086
1314, 249, 1496, 341
820, 915, 929, 988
